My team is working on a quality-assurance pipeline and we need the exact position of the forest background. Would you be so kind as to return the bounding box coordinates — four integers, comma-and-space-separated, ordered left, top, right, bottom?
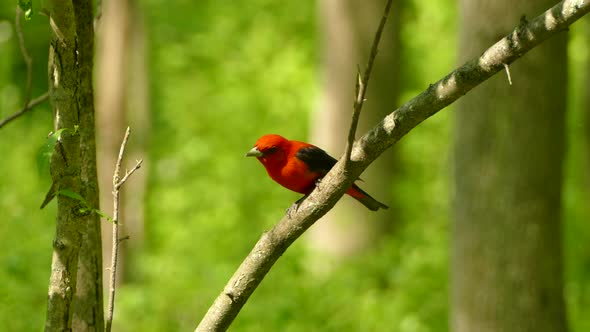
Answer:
0, 0, 589, 331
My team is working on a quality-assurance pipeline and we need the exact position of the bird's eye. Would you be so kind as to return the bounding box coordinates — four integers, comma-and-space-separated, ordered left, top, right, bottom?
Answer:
266, 146, 278, 154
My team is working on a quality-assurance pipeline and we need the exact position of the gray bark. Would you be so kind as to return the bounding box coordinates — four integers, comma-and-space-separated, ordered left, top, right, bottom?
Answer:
452, 0, 569, 331
45, 1, 103, 331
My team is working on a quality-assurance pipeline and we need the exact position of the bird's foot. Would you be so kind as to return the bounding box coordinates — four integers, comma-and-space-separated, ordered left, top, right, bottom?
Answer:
315, 178, 322, 190
286, 195, 308, 218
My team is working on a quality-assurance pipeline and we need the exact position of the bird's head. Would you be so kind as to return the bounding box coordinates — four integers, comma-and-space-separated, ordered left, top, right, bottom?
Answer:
245, 134, 290, 163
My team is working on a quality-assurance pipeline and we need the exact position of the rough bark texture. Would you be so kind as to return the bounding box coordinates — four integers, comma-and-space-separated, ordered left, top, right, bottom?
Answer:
45, 1, 103, 331
307, 0, 400, 262
72, 2, 105, 332
195, 2, 590, 331
451, 0, 569, 332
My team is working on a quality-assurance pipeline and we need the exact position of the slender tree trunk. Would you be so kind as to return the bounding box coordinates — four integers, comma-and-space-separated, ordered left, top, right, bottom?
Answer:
96, 0, 149, 286
123, 6, 150, 266
96, 0, 130, 286
452, 1, 569, 331
307, 0, 400, 262
45, 1, 102, 331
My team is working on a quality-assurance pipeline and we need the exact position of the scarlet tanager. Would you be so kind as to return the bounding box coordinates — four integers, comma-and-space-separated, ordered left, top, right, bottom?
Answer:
246, 134, 388, 211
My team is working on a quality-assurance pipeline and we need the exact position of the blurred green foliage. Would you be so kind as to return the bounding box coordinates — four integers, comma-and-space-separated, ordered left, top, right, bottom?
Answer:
0, 1, 588, 332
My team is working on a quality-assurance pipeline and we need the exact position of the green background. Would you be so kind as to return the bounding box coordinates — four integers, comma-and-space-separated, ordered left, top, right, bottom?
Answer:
0, 1, 588, 331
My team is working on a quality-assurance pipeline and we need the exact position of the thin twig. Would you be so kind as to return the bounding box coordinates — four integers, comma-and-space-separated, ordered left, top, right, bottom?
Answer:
0, 7, 48, 130
0, 92, 49, 129
503, 63, 513, 85
16, 6, 33, 107
105, 127, 142, 332
118, 235, 130, 243
344, 0, 393, 163
116, 159, 143, 189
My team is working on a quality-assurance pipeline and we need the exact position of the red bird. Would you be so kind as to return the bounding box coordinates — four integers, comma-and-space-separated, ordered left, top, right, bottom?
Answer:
246, 134, 388, 211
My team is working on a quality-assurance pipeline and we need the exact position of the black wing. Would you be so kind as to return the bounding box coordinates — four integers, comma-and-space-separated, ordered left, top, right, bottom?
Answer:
295, 145, 337, 175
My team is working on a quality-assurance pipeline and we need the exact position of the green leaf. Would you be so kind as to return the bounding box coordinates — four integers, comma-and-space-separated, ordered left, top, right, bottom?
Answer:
18, 0, 33, 20
57, 189, 90, 209
93, 209, 114, 222
36, 128, 69, 176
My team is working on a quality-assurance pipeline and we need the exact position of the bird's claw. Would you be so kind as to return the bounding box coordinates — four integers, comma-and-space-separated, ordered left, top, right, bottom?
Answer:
286, 202, 299, 219
286, 195, 308, 219
315, 178, 322, 190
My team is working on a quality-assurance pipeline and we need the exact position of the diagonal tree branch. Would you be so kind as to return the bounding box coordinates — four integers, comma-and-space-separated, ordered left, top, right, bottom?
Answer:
0, 92, 49, 129
195, 1, 590, 331
0, 7, 49, 130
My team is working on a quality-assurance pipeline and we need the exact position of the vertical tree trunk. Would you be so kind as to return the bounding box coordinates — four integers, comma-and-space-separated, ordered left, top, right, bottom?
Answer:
45, 1, 102, 331
452, 1, 568, 332
96, 0, 129, 286
96, 0, 149, 286
73, 1, 104, 331
307, 0, 400, 261
122, 7, 150, 265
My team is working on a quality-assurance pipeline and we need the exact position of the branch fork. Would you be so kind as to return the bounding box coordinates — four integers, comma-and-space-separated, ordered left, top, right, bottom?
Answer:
105, 127, 142, 332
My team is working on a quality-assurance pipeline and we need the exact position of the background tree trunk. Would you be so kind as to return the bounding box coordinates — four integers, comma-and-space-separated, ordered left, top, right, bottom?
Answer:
45, 1, 102, 331
452, 1, 569, 331
96, 0, 149, 287
306, 0, 400, 264
96, 0, 129, 287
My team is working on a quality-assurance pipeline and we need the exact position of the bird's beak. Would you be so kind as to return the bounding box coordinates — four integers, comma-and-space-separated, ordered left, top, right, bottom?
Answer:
245, 146, 263, 157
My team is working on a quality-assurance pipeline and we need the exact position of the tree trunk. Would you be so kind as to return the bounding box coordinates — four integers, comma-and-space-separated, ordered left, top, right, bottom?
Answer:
45, 1, 103, 331
72, 2, 104, 331
96, 0, 149, 287
96, 0, 130, 287
452, 1, 569, 331
307, 0, 400, 262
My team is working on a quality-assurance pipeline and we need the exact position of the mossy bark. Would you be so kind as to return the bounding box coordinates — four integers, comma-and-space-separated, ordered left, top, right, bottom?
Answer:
45, 1, 103, 331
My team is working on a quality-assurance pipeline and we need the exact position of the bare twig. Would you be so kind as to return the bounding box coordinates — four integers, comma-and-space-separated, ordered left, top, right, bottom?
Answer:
503, 63, 513, 85
16, 6, 33, 106
344, 0, 393, 163
118, 235, 130, 243
116, 160, 143, 189
105, 127, 143, 332
195, 1, 590, 331
0, 92, 49, 129
0, 8, 49, 130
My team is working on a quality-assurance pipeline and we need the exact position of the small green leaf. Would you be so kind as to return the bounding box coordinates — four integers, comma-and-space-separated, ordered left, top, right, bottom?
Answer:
58, 189, 85, 202
18, 0, 33, 20
36, 128, 69, 176
57, 189, 90, 209
93, 209, 113, 222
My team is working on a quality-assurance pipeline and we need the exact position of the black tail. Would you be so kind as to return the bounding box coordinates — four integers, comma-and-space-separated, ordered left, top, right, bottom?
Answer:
350, 184, 389, 211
